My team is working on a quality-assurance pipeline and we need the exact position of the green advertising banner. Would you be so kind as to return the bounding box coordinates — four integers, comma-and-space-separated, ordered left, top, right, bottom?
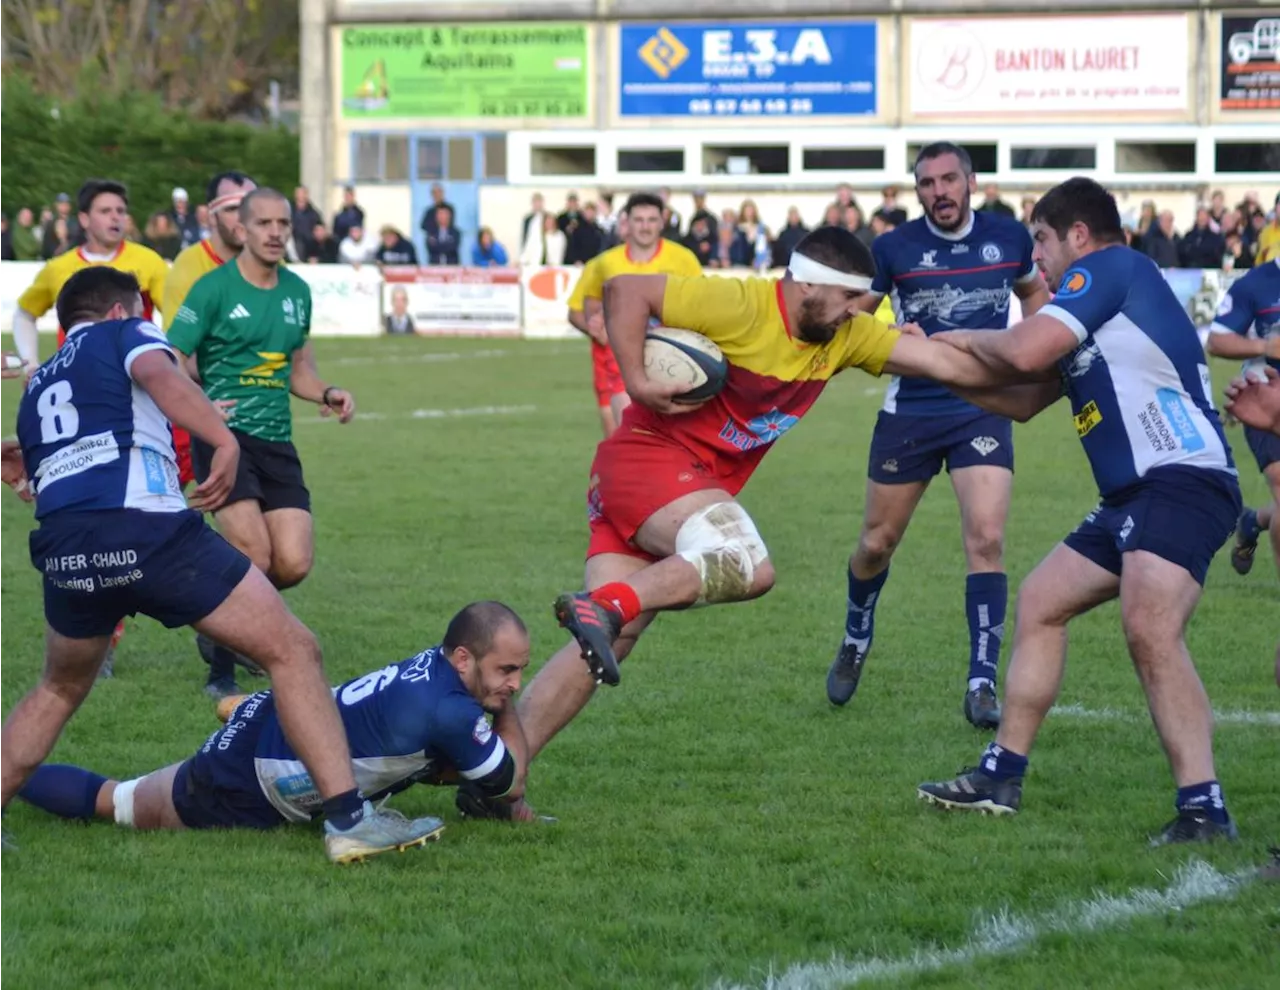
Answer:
339, 23, 589, 119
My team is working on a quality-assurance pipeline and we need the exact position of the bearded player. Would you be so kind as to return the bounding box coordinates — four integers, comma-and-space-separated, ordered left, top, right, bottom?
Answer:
826, 143, 1050, 729
567, 193, 703, 437
167, 188, 356, 699
163, 170, 264, 692
12, 178, 169, 678
514, 226, 1024, 768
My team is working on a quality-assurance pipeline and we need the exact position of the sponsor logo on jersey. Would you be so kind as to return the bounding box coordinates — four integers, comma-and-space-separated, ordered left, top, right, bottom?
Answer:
1074, 400, 1102, 437
951, 244, 969, 254
239, 351, 288, 389
917, 250, 939, 270
1056, 268, 1092, 300
980, 243, 1003, 263
473, 715, 493, 745
1155, 387, 1205, 452
970, 435, 1000, 456
1066, 340, 1102, 378
229, 303, 251, 320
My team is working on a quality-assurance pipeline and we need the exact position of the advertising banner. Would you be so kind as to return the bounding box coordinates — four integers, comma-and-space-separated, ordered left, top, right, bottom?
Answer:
520, 266, 584, 339
292, 264, 383, 337
618, 21, 877, 118
1220, 15, 1280, 111
339, 23, 588, 119
908, 15, 1190, 117
381, 267, 523, 336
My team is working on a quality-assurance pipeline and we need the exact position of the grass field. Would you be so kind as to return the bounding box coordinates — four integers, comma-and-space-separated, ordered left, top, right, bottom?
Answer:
2, 334, 1277, 990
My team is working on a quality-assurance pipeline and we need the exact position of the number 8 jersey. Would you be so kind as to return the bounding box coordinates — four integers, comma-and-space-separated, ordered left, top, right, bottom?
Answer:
17, 318, 186, 520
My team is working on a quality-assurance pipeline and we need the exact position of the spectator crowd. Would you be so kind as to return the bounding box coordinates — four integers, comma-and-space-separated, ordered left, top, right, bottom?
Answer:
5, 180, 1277, 275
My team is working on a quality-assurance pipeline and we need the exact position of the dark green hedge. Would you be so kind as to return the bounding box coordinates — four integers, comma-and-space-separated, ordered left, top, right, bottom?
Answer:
1, 72, 299, 222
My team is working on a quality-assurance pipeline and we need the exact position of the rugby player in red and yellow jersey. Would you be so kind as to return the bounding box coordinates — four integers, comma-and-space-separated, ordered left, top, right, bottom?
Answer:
13, 179, 168, 367
12, 179, 168, 678
163, 170, 257, 492
515, 225, 1024, 763
567, 192, 704, 437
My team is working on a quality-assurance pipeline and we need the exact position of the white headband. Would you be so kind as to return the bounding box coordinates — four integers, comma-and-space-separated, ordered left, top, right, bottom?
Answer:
787, 252, 874, 292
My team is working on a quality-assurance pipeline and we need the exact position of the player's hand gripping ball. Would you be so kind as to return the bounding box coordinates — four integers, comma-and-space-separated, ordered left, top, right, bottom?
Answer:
642, 328, 730, 404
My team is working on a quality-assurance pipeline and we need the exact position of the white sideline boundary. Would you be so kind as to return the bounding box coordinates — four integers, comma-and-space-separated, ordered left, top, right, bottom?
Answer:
712, 860, 1248, 990
1052, 702, 1280, 727
329, 344, 581, 367
294, 404, 537, 425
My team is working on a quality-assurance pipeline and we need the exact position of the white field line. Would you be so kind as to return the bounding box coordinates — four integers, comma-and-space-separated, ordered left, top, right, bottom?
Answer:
713, 860, 1249, 990
293, 404, 537, 425
329, 344, 581, 367
1052, 702, 1280, 727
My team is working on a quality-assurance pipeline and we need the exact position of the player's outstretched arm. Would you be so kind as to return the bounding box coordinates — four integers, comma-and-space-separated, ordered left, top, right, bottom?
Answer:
950, 381, 1065, 423
939, 314, 1081, 376
130, 350, 240, 512
881, 333, 1022, 389
1224, 366, 1280, 435
492, 704, 529, 802
1208, 330, 1280, 361
290, 342, 355, 423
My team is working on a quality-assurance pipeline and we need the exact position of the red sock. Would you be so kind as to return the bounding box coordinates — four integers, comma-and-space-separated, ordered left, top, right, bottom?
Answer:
590, 582, 642, 626
110, 621, 125, 649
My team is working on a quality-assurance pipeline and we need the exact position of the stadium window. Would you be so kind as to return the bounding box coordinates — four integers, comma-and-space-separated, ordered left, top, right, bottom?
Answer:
802, 147, 885, 171
1215, 142, 1280, 173
530, 145, 597, 176
702, 144, 789, 175
483, 136, 507, 179
448, 137, 474, 180
417, 139, 444, 181
354, 134, 381, 182
1115, 142, 1196, 174
384, 136, 409, 182
908, 142, 997, 174
1010, 146, 1097, 170
617, 148, 686, 173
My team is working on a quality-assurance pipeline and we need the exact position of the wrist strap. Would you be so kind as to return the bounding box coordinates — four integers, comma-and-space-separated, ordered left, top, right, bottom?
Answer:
322, 386, 338, 406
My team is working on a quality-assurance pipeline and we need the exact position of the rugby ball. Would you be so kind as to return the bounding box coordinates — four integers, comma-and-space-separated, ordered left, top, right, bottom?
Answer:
643, 327, 729, 404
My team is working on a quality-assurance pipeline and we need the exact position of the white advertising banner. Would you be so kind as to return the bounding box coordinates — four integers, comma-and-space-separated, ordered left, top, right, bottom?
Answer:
520, 265, 584, 339
292, 263, 383, 336
0, 262, 59, 332
908, 15, 1191, 117
381, 266, 523, 337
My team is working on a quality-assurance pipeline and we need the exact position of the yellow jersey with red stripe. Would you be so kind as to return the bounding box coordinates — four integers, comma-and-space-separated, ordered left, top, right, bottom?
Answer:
17, 241, 169, 331
568, 240, 704, 311
163, 240, 226, 323
622, 274, 900, 477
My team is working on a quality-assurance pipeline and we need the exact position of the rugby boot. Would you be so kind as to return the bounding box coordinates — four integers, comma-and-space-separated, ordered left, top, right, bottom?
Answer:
917, 766, 1021, 815
964, 683, 1002, 730
324, 802, 445, 864
825, 635, 870, 706
1149, 809, 1239, 847
196, 633, 267, 678
554, 592, 622, 686
1230, 508, 1260, 576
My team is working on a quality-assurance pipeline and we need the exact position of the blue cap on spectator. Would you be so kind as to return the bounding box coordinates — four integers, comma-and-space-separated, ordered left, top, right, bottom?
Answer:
55, 192, 70, 204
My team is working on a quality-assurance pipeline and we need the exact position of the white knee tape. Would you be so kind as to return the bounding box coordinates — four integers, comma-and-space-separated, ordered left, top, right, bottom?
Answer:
675, 502, 769, 605
113, 777, 141, 828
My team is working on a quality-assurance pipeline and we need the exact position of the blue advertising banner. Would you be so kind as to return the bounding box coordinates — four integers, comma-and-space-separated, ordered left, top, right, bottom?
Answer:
618, 21, 878, 118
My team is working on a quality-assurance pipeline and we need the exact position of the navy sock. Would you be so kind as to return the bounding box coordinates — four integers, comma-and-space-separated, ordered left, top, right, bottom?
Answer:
1176, 781, 1229, 825
966, 572, 1008, 687
1239, 508, 1261, 543
322, 789, 366, 831
18, 764, 108, 820
207, 644, 237, 684
845, 566, 889, 646
979, 742, 1028, 781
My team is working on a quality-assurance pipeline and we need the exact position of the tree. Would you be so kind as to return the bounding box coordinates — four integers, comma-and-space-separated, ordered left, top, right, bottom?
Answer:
1, 0, 299, 120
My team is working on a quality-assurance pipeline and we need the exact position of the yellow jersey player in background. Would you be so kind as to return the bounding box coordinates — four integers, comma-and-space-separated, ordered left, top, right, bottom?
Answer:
11, 178, 168, 680
164, 170, 263, 695
567, 192, 703, 437
13, 179, 168, 366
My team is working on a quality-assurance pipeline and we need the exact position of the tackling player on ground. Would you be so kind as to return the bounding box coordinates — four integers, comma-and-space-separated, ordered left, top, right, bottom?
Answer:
826, 143, 1050, 729
567, 193, 704, 437
1, 266, 441, 862
916, 178, 1242, 846
12, 179, 170, 678
16, 602, 534, 855
162, 169, 263, 693
166, 188, 356, 699
1206, 256, 1280, 584
516, 226, 1025, 770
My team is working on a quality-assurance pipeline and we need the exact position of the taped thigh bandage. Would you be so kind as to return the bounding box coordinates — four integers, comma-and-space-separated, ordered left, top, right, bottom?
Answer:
112, 777, 142, 827
675, 502, 769, 605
